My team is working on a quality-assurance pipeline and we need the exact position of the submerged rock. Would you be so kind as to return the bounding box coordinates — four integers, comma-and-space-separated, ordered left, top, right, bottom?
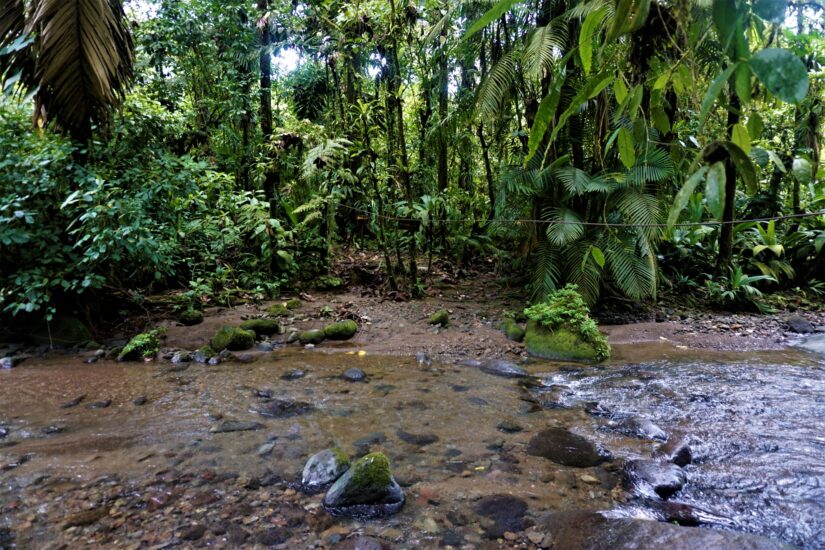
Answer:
541, 511, 794, 549
324, 320, 358, 340
526, 427, 612, 467
396, 430, 439, 446
255, 399, 315, 418
178, 309, 204, 326
210, 327, 256, 352
239, 319, 282, 337
611, 416, 668, 441
301, 448, 351, 494
476, 359, 529, 379
323, 452, 405, 518
193, 346, 216, 363
524, 320, 609, 362
428, 310, 450, 327
473, 494, 529, 538
210, 420, 263, 433
625, 459, 687, 499
654, 438, 693, 467
299, 329, 326, 345
281, 369, 305, 381
342, 368, 367, 382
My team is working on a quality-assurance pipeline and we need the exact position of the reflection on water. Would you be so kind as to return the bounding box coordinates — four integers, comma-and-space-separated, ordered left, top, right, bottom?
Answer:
1, 344, 823, 548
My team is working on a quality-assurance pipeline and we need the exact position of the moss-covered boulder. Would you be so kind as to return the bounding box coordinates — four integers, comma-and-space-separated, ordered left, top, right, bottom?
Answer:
525, 320, 608, 362
301, 448, 350, 494
324, 320, 358, 340
118, 329, 162, 361
315, 275, 344, 290
29, 315, 92, 346
299, 329, 326, 345
178, 309, 204, 326
500, 319, 525, 342
210, 326, 256, 352
428, 309, 449, 327
322, 452, 405, 518
267, 303, 289, 317
239, 319, 282, 337
285, 298, 303, 310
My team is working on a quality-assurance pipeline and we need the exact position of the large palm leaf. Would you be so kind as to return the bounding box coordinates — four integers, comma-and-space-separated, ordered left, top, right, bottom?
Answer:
0, 0, 133, 139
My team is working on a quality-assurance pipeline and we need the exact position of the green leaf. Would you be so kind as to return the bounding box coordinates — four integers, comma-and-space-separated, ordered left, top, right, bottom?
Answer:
591, 246, 606, 268
627, 85, 644, 121
748, 48, 809, 104
550, 72, 614, 143
731, 123, 751, 155
720, 141, 758, 194
705, 161, 726, 220
464, 0, 517, 40
766, 149, 786, 172
734, 64, 751, 105
614, 77, 628, 104
579, 6, 608, 75
652, 108, 670, 134
699, 64, 736, 129
617, 127, 636, 169
792, 157, 813, 185
712, 0, 740, 55
526, 75, 565, 162
753, 0, 788, 22
607, 0, 651, 42
746, 113, 764, 139
668, 166, 709, 228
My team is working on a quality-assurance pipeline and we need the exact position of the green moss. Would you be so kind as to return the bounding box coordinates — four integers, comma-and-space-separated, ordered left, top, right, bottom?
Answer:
428, 309, 449, 327
348, 453, 392, 493
285, 298, 303, 310
331, 447, 351, 468
239, 318, 282, 336
315, 275, 344, 290
324, 320, 357, 340
267, 303, 289, 317
524, 320, 610, 362
210, 326, 256, 351
299, 329, 326, 345
197, 345, 216, 359
178, 309, 204, 326
118, 329, 162, 361
500, 319, 525, 342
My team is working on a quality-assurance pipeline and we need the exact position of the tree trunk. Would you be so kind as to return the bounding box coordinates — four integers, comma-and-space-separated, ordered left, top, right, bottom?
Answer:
718, 88, 740, 270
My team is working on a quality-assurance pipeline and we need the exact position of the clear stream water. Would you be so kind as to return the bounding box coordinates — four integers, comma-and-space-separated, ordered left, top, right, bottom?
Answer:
1, 338, 824, 548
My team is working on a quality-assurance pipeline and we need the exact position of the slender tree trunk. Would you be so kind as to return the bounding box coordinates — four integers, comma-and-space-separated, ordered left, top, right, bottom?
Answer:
436, 23, 449, 251
718, 89, 740, 270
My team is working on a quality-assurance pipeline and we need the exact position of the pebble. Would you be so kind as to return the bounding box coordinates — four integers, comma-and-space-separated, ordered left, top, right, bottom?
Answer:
342, 368, 367, 382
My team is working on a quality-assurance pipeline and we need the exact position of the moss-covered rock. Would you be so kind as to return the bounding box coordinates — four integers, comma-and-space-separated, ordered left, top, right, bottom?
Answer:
500, 319, 525, 342
428, 309, 449, 327
322, 452, 405, 518
239, 319, 282, 337
29, 315, 92, 346
178, 309, 204, 326
324, 320, 358, 340
118, 329, 162, 361
524, 320, 609, 362
301, 448, 351, 494
315, 275, 344, 290
285, 298, 303, 310
299, 329, 326, 345
267, 303, 289, 317
210, 326, 256, 352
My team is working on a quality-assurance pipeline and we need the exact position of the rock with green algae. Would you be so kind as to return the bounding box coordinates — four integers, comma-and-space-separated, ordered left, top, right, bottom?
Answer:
210, 326, 256, 352
428, 309, 450, 327
500, 319, 525, 342
315, 275, 344, 290
285, 298, 303, 310
324, 320, 358, 340
118, 329, 162, 361
178, 309, 204, 326
267, 303, 289, 317
322, 452, 405, 518
301, 448, 350, 494
524, 320, 609, 362
239, 318, 282, 337
299, 329, 326, 345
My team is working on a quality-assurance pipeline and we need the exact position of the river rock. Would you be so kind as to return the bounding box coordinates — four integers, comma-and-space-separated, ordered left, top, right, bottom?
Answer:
210, 327, 256, 352
322, 452, 405, 518
239, 319, 282, 337
786, 315, 814, 334
625, 460, 686, 499
324, 320, 358, 340
178, 309, 204, 326
428, 310, 450, 327
654, 438, 693, 467
342, 368, 367, 382
396, 430, 439, 446
641, 500, 735, 527
0, 426, 8, 439
1, 355, 26, 369
526, 427, 612, 467
60, 394, 86, 408
255, 399, 315, 418
541, 510, 794, 549
301, 448, 351, 494
524, 320, 609, 362
415, 352, 432, 366
611, 416, 668, 441
210, 420, 263, 433
473, 494, 529, 538
476, 359, 529, 379
171, 351, 191, 364
281, 369, 305, 380
299, 329, 326, 345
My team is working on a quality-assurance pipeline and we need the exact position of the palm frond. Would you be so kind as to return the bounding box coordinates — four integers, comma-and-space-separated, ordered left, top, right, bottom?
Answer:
544, 206, 584, 245
29, 0, 134, 137
524, 22, 568, 81
625, 146, 675, 185
614, 188, 663, 241
563, 240, 601, 304
605, 237, 655, 300
476, 51, 515, 118
530, 239, 560, 302
557, 167, 612, 195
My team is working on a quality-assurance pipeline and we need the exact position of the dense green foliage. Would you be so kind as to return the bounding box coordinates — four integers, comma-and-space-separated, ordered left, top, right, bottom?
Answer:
1, 0, 823, 324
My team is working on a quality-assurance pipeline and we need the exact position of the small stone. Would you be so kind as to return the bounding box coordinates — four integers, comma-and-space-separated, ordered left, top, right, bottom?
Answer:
281, 369, 305, 380
496, 420, 523, 434
210, 420, 263, 433
180, 524, 207, 541
580, 474, 600, 485
171, 351, 191, 364
132, 396, 148, 406
86, 399, 112, 409
301, 448, 350, 494
342, 368, 367, 382
396, 430, 439, 446
60, 395, 86, 408
428, 309, 450, 327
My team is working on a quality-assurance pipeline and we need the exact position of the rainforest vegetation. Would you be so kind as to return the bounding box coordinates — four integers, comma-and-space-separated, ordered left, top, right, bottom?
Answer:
0, 0, 823, 326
